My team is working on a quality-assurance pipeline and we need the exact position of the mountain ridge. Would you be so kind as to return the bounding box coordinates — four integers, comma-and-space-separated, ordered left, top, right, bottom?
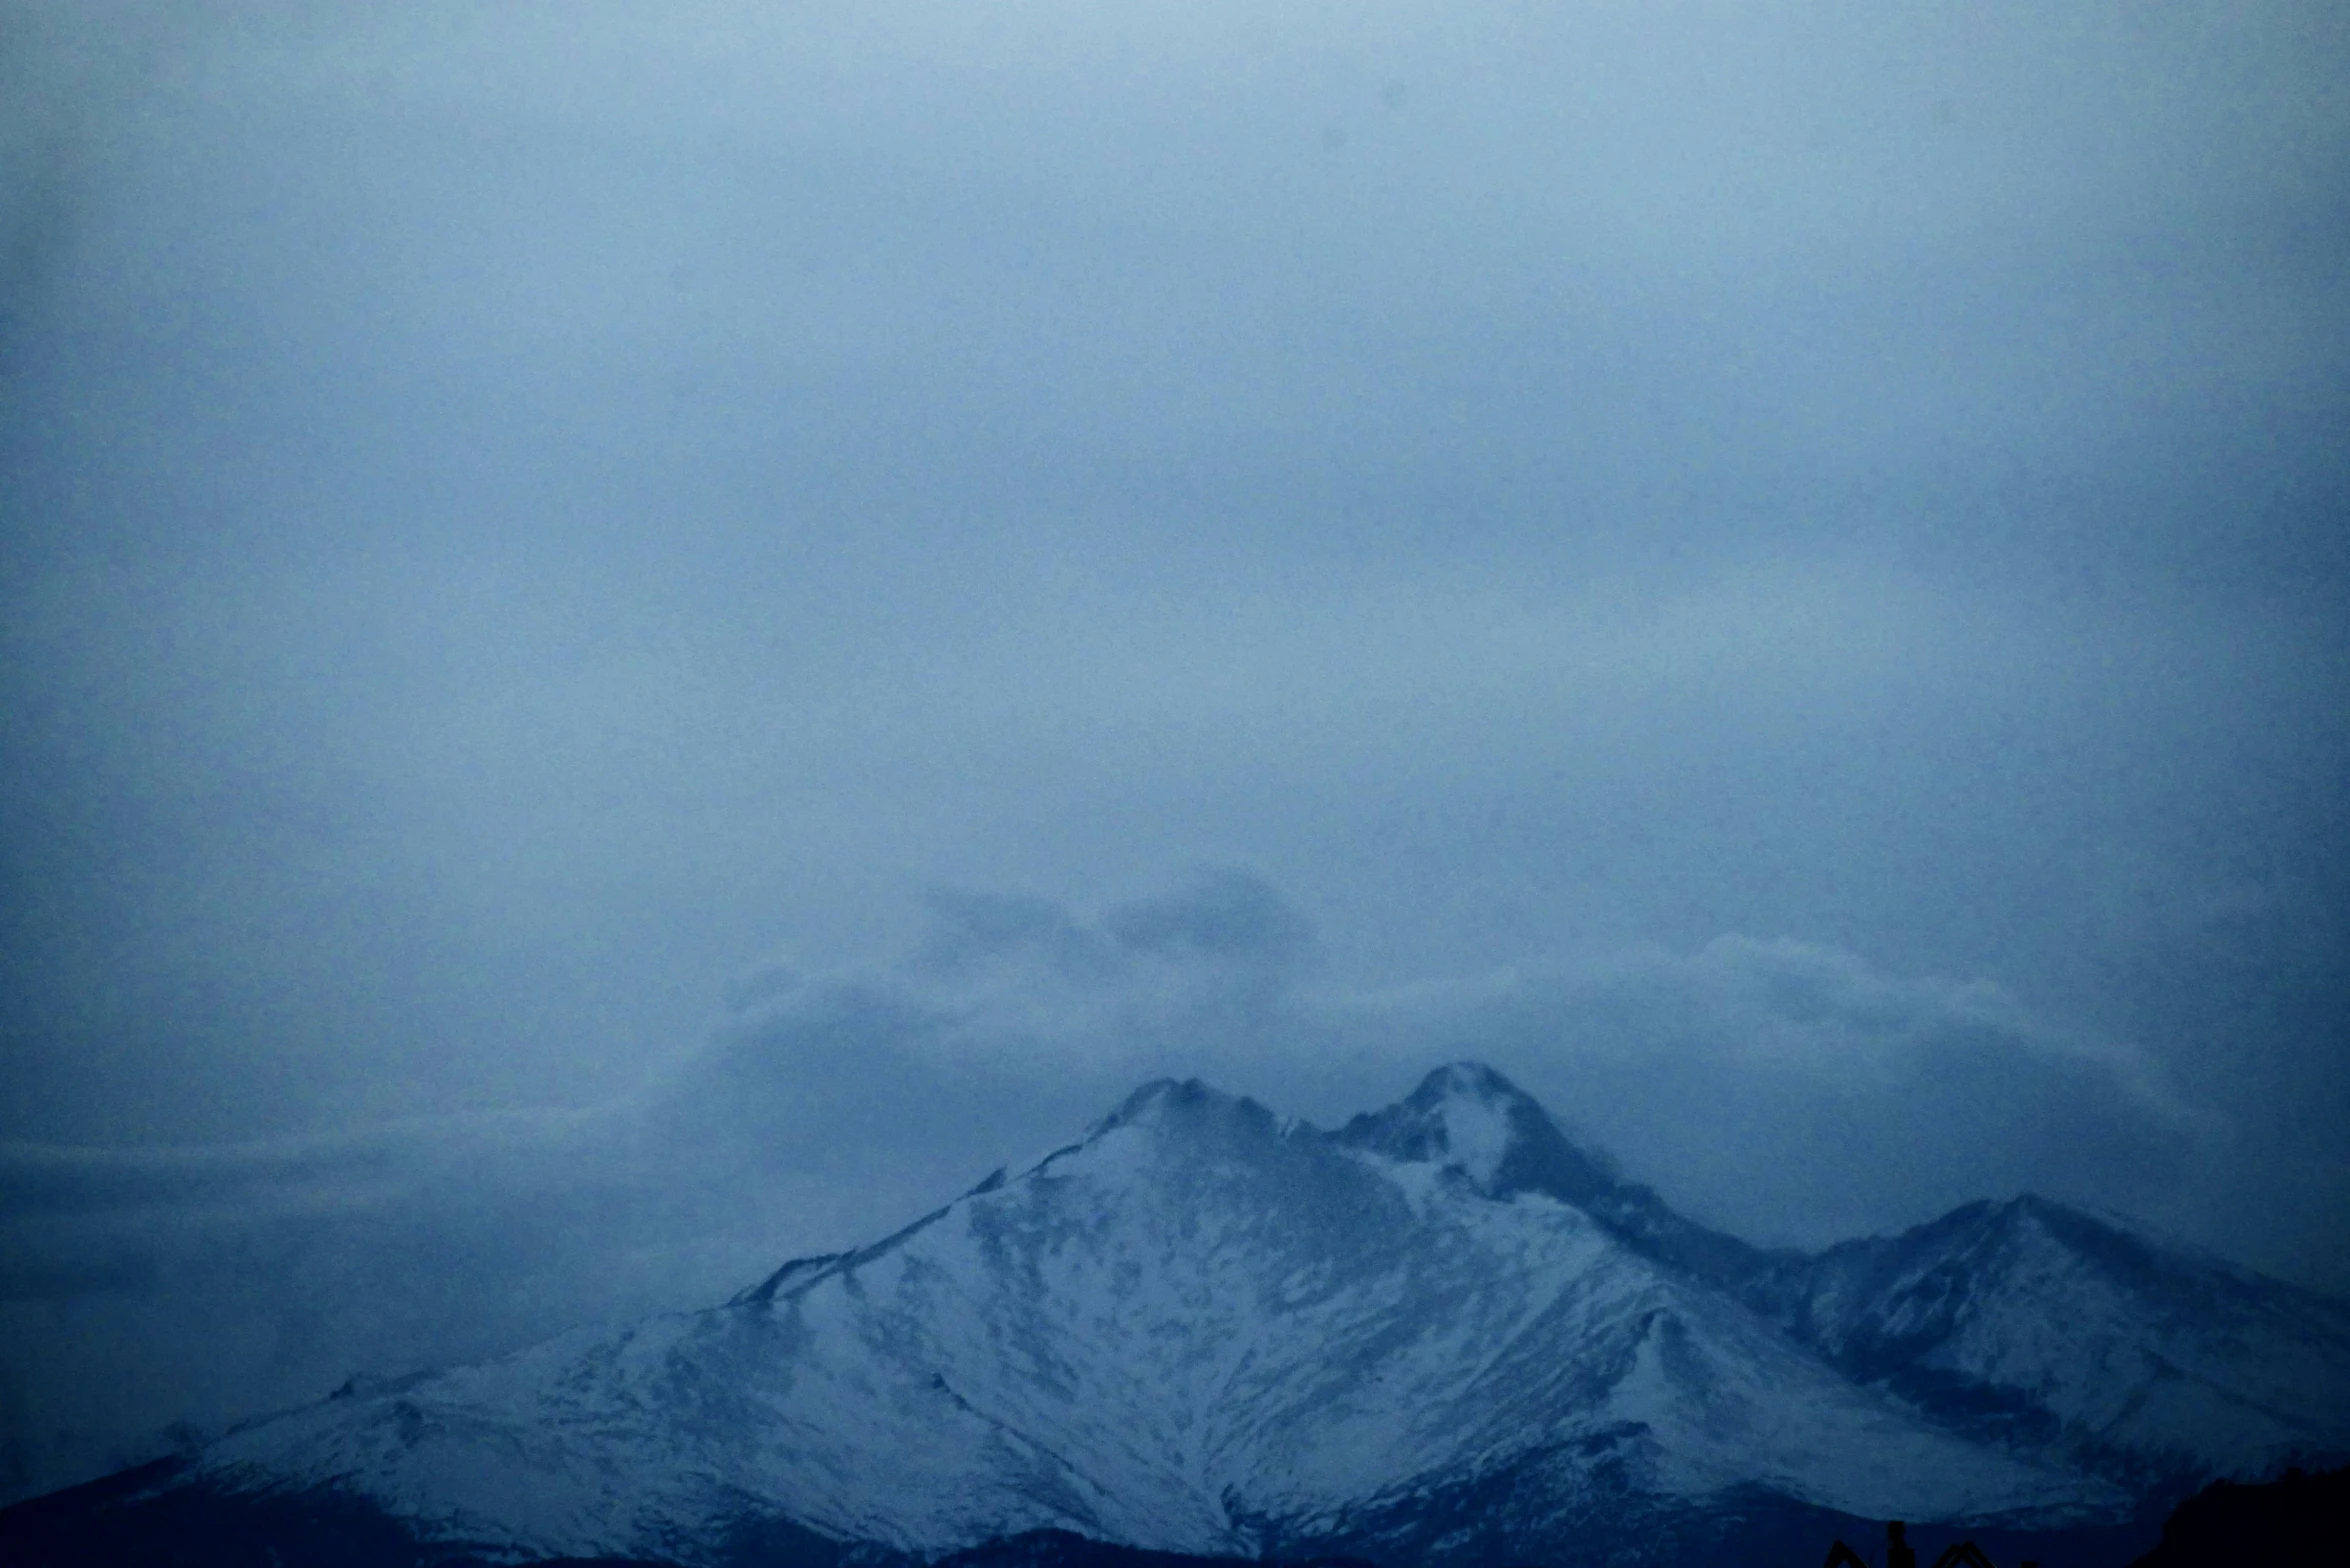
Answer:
4, 1062, 2345, 1568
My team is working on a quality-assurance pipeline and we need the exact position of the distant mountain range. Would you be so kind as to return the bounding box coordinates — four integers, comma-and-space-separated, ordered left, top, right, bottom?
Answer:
6, 1063, 2347, 1568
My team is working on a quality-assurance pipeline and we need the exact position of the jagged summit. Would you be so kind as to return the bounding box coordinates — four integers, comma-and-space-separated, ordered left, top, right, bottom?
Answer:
1045, 1062, 1616, 1215
1333, 1060, 1614, 1202
1088, 1076, 1281, 1139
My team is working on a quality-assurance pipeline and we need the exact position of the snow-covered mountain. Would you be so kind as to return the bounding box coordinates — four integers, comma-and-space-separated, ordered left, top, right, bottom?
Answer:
7, 1064, 2348, 1568
1740, 1193, 2350, 1493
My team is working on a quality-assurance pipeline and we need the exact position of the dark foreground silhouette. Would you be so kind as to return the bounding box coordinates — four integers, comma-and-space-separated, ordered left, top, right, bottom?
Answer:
1817, 1471, 2350, 1568
1823, 1519, 2054, 1568
2128, 1464, 2350, 1568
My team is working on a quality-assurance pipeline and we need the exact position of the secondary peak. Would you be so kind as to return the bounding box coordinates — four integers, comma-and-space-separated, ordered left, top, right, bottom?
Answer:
1337, 1061, 1616, 1204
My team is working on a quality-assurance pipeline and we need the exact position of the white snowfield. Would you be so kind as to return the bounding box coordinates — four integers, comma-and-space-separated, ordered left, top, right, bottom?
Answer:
194, 1065, 2346, 1567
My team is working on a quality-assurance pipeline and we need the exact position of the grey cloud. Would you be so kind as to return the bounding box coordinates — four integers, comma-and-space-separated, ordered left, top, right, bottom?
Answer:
1416, 936, 2211, 1249
1104, 870, 1315, 965
659, 872, 1321, 1192
0, 1128, 445, 1218
0, 1239, 158, 1304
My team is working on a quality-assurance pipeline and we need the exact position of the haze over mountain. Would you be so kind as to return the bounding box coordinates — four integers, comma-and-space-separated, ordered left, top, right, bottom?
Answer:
9, 1065, 2343, 1568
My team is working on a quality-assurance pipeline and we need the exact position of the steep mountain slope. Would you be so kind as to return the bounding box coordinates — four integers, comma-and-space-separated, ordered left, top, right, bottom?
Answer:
1743, 1194, 2350, 1494
183, 1070, 2112, 1566
4, 1063, 2345, 1568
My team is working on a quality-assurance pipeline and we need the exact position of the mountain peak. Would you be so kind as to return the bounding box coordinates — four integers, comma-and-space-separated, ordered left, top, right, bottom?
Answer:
1087, 1076, 1282, 1144
1414, 1059, 1528, 1107
1335, 1060, 1615, 1203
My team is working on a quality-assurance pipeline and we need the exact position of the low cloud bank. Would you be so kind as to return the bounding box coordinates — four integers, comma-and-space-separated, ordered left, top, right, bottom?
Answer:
0, 872, 2211, 1502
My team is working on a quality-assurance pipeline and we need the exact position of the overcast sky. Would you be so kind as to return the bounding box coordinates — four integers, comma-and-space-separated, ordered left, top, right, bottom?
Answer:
2, 0, 2347, 1505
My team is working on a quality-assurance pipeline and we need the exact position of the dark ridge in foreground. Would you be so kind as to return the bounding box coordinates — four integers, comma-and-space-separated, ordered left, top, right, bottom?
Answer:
2127, 1462, 2350, 1568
